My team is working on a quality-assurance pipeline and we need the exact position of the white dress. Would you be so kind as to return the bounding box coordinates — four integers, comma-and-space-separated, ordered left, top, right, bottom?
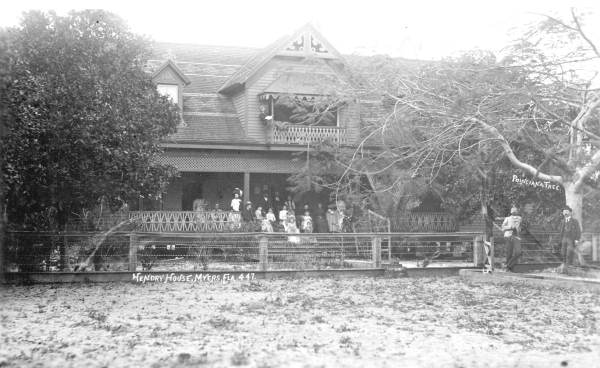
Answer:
230, 198, 241, 212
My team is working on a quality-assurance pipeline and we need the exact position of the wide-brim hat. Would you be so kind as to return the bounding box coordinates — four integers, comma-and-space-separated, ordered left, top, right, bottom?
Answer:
327, 203, 337, 209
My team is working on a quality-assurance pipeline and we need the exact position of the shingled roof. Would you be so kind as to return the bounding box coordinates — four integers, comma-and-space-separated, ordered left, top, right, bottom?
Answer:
149, 42, 260, 144
148, 34, 424, 146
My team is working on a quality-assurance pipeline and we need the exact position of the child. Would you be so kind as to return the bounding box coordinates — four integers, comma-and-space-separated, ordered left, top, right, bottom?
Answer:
301, 210, 313, 233
255, 206, 264, 220
266, 208, 276, 223
279, 204, 288, 230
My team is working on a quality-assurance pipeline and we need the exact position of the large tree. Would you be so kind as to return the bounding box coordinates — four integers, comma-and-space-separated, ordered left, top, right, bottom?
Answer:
1, 10, 180, 230
347, 10, 599, 224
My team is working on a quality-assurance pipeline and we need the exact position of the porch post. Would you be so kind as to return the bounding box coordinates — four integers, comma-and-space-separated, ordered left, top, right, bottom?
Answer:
243, 172, 250, 204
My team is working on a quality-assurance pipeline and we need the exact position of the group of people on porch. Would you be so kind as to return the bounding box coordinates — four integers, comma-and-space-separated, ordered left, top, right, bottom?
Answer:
232, 188, 352, 233
194, 188, 353, 233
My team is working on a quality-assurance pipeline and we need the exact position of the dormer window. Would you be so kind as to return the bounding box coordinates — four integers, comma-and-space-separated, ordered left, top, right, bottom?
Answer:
151, 59, 190, 111
157, 84, 179, 104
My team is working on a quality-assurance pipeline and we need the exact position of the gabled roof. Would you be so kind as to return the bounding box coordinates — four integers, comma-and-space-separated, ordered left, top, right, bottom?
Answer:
218, 23, 345, 94
151, 59, 191, 85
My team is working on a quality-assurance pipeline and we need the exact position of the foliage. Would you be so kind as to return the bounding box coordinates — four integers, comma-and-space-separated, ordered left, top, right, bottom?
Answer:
274, 95, 340, 126
286, 141, 373, 207
1, 10, 180, 230
343, 10, 600, 225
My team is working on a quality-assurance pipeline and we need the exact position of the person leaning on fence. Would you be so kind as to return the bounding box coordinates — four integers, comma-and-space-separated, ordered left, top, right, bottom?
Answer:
501, 206, 522, 272
558, 206, 581, 266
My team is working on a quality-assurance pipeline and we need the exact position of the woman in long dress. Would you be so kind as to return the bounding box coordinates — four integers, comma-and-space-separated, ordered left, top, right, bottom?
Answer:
314, 203, 328, 233
286, 210, 300, 243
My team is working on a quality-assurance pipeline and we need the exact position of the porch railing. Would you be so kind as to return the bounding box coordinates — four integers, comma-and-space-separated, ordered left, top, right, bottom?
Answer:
130, 211, 241, 233
391, 212, 457, 232
272, 125, 348, 145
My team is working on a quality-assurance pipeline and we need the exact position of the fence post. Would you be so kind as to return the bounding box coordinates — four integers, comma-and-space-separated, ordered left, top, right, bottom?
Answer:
129, 233, 138, 272
372, 236, 382, 268
593, 234, 599, 262
387, 219, 392, 261
473, 235, 484, 267
259, 236, 269, 271
489, 236, 495, 272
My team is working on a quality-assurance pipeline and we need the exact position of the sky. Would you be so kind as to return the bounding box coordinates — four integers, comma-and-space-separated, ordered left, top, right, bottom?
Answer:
1, 0, 599, 60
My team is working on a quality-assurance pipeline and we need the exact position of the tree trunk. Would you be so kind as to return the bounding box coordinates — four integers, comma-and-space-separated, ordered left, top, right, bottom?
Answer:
564, 182, 583, 224
365, 173, 385, 213
0, 179, 5, 282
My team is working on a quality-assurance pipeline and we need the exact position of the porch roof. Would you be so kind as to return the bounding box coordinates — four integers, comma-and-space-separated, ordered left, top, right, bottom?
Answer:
159, 149, 304, 174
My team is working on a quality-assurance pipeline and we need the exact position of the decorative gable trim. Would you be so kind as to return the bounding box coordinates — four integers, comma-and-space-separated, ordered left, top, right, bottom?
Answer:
218, 23, 345, 95
276, 23, 343, 60
151, 60, 191, 86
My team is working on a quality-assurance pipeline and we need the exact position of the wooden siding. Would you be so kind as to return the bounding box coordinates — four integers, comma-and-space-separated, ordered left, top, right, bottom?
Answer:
244, 57, 359, 144
232, 91, 247, 134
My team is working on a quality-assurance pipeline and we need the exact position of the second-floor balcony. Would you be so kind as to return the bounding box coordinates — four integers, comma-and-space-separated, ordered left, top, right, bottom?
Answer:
271, 124, 348, 145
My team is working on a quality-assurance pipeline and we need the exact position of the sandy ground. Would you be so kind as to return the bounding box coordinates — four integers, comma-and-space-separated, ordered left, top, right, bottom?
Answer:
1, 277, 599, 368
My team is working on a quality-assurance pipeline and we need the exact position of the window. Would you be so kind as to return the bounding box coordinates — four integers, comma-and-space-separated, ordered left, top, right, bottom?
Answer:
271, 95, 338, 127
157, 84, 179, 104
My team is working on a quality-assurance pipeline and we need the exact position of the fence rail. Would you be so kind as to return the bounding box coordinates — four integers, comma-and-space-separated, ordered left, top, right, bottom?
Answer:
6, 230, 597, 274
4, 231, 481, 273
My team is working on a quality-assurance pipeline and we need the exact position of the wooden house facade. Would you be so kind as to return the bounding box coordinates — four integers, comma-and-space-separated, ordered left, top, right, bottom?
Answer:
144, 24, 372, 212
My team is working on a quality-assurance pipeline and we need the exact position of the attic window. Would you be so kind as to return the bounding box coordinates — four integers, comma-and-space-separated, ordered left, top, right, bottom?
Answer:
157, 84, 179, 104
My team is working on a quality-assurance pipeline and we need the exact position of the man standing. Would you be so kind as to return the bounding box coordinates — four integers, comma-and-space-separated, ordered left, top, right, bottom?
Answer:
241, 201, 254, 223
501, 206, 522, 272
558, 206, 581, 266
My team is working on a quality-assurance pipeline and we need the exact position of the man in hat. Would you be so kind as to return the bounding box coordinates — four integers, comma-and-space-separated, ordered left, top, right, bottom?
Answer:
258, 192, 270, 217
501, 205, 522, 272
241, 201, 254, 223
558, 205, 581, 266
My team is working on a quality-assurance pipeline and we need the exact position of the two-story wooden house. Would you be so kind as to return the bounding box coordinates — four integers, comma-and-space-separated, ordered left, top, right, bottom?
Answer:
144, 24, 370, 213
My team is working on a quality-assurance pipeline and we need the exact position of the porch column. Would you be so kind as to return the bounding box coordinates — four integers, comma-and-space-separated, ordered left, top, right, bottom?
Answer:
243, 172, 250, 204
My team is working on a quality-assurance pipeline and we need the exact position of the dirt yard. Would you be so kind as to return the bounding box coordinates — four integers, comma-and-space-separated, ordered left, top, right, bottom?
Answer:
1, 277, 599, 368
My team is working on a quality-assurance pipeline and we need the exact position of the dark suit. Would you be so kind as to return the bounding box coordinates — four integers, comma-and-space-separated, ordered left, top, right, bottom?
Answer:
558, 217, 581, 265
258, 197, 270, 214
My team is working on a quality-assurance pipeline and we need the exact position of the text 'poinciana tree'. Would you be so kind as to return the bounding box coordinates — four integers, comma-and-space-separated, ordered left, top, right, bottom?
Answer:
354, 9, 599, 222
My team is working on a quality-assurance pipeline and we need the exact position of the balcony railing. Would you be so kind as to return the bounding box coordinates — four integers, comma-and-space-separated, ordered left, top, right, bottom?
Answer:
272, 125, 348, 145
